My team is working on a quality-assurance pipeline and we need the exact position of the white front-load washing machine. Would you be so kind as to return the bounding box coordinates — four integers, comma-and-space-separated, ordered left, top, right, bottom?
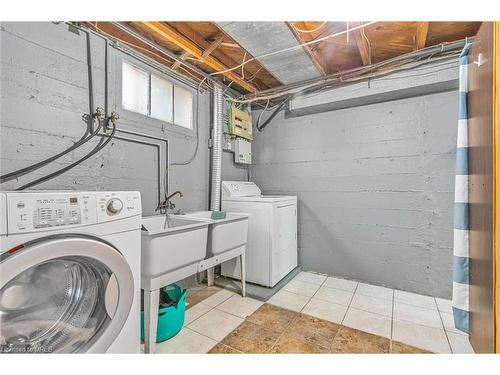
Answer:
0, 190, 142, 354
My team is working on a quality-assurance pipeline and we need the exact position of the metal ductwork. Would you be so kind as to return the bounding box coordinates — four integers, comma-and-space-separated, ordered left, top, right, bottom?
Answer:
210, 85, 224, 211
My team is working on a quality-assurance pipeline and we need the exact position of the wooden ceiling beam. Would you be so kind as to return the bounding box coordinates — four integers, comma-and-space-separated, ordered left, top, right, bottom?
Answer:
201, 33, 225, 57
171, 51, 190, 71
134, 21, 257, 92
169, 22, 277, 90
287, 22, 327, 76
416, 22, 430, 49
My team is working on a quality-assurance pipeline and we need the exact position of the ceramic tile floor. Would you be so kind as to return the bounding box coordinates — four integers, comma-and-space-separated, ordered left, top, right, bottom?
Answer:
153, 272, 475, 354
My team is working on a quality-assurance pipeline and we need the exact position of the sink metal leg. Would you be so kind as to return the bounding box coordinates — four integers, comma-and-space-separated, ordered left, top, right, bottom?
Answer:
207, 268, 214, 287
240, 252, 246, 297
143, 288, 159, 354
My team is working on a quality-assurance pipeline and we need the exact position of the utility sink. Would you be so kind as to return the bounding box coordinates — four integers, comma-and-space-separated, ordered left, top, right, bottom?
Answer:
141, 215, 209, 277
177, 211, 249, 256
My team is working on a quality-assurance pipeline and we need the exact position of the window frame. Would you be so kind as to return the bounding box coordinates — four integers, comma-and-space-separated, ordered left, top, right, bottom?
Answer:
118, 57, 196, 134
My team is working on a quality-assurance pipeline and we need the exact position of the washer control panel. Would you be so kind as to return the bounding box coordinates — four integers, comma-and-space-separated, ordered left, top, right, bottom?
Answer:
5, 191, 141, 234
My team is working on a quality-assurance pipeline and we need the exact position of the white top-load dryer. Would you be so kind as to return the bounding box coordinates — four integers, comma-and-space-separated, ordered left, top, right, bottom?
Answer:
221, 181, 297, 287
0, 190, 142, 354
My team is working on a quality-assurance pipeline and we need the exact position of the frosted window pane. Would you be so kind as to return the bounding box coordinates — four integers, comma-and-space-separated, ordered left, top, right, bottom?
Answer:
174, 86, 193, 129
122, 61, 149, 115
150, 75, 173, 122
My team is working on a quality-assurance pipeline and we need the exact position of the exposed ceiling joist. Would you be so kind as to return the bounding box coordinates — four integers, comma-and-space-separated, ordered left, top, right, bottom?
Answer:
171, 51, 190, 71
287, 22, 327, 76
351, 22, 371, 65
416, 22, 430, 49
171, 22, 272, 90
202, 34, 225, 57
135, 21, 257, 92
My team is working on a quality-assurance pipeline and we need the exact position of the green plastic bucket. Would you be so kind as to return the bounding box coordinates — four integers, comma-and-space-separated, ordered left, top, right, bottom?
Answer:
141, 284, 187, 343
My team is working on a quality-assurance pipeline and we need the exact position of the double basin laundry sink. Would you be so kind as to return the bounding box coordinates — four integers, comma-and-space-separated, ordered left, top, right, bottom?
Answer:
141, 211, 249, 277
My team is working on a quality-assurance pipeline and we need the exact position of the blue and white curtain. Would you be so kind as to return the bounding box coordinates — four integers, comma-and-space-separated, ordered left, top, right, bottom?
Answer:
452, 42, 472, 334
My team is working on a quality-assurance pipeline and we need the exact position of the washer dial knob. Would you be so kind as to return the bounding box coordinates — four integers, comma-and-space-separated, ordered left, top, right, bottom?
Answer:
107, 198, 123, 215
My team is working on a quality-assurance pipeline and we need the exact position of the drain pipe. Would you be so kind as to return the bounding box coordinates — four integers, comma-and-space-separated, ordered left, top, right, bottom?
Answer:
207, 84, 224, 286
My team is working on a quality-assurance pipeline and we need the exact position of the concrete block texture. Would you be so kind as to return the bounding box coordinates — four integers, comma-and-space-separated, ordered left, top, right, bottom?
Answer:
1, 22, 211, 215
251, 90, 458, 298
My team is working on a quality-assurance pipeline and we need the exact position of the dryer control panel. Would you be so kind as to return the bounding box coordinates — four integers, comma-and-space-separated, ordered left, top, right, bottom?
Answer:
4, 191, 141, 234
222, 181, 262, 199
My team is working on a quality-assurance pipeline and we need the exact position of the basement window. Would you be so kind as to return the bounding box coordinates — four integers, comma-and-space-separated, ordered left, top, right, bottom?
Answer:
121, 61, 193, 129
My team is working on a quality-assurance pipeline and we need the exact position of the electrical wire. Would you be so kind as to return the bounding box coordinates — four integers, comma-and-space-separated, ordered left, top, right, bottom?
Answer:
254, 52, 461, 132
16, 120, 116, 191
360, 27, 372, 65
228, 47, 462, 105
0, 29, 99, 184
210, 21, 377, 78
292, 22, 327, 34
168, 78, 205, 166
92, 22, 211, 90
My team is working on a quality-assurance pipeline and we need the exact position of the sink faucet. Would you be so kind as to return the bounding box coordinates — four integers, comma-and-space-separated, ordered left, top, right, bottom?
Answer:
156, 191, 183, 214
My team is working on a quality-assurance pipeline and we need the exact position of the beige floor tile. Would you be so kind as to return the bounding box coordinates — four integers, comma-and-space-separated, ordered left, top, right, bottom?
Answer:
447, 331, 474, 354
350, 293, 393, 317
155, 327, 217, 354
216, 294, 264, 319
201, 288, 235, 307
186, 286, 221, 309
394, 290, 437, 310
323, 277, 358, 292
247, 303, 299, 332
268, 289, 310, 312
220, 320, 281, 353
440, 311, 467, 336
208, 343, 242, 354
293, 271, 327, 285
185, 302, 212, 325
288, 314, 340, 348
331, 326, 390, 353
391, 341, 433, 354
187, 308, 243, 341
314, 285, 353, 306
393, 301, 443, 328
270, 332, 330, 353
392, 319, 451, 353
356, 283, 393, 300
302, 298, 348, 324
342, 307, 392, 339
283, 279, 321, 297
435, 297, 453, 314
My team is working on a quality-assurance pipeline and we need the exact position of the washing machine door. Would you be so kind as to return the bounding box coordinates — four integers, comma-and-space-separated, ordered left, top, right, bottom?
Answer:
0, 234, 134, 353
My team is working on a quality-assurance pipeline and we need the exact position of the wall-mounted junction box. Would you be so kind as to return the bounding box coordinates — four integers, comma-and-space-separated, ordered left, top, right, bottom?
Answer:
228, 106, 253, 140
234, 138, 252, 164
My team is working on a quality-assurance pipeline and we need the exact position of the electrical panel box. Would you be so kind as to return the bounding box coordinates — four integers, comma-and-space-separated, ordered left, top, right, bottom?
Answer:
234, 139, 252, 164
228, 106, 253, 140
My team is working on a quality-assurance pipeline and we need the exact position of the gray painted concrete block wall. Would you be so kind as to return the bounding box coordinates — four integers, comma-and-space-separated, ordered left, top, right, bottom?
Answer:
1, 22, 458, 297
251, 90, 458, 298
1, 22, 212, 215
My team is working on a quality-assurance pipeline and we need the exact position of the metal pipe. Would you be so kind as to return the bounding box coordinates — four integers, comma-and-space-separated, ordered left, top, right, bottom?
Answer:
210, 85, 224, 211
247, 38, 474, 101
99, 133, 163, 207
111, 22, 240, 97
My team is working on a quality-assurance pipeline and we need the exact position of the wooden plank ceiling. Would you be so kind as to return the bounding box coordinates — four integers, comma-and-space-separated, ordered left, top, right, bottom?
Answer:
90, 21, 482, 94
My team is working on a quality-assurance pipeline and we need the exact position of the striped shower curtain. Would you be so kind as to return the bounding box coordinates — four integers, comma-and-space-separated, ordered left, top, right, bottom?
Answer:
452, 42, 472, 334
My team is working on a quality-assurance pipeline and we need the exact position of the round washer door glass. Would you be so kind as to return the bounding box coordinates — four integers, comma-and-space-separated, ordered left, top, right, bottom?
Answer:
0, 236, 134, 353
